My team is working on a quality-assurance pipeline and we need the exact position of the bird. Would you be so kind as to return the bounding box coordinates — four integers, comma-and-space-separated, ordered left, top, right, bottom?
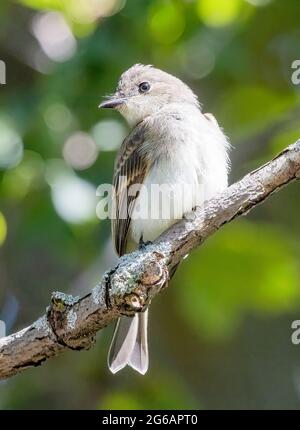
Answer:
99, 64, 230, 375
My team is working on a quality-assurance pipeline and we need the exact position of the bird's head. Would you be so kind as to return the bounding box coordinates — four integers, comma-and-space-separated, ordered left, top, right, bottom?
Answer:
99, 64, 199, 126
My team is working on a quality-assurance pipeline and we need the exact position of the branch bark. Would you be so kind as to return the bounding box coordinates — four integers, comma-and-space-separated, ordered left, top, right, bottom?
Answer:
1, 140, 300, 380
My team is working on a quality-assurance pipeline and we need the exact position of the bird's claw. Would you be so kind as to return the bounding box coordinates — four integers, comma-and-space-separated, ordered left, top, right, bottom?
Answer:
139, 236, 153, 249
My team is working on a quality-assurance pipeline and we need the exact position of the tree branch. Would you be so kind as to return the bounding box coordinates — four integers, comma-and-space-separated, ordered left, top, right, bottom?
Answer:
1, 140, 300, 380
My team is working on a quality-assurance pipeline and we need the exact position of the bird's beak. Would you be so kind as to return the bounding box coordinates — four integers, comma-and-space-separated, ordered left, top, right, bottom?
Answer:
99, 95, 126, 109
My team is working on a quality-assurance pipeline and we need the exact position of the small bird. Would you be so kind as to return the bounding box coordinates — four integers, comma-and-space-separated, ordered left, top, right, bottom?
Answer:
99, 64, 230, 375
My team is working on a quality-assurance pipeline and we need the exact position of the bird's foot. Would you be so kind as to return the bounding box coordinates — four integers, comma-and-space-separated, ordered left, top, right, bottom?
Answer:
138, 236, 153, 249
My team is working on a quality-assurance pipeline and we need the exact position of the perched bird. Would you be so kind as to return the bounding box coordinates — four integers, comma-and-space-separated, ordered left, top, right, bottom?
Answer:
99, 64, 230, 375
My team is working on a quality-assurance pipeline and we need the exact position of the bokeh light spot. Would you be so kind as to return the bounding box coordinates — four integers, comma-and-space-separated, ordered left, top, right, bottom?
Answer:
32, 11, 77, 62
0, 120, 23, 170
67, 0, 126, 23
91, 119, 127, 151
46, 160, 97, 224
245, 0, 272, 5
2, 151, 45, 199
149, 2, 185, 45
197, 0, 241, 27
179, 38, 215, 79
45, 159, 73, 187
63, 132, 98, 170
44, 103, 72, 132
0, 212, 7, 246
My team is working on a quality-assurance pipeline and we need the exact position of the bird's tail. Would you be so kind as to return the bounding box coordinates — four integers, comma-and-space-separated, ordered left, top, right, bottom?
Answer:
108, 309, 149, 375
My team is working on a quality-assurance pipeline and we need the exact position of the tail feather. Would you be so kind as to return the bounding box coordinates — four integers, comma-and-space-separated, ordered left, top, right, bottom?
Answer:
128, 310, 148, 374
108, 310, 149, 375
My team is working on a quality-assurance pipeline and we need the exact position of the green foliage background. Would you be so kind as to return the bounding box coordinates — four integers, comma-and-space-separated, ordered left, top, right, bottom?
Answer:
0, 0, 300, 409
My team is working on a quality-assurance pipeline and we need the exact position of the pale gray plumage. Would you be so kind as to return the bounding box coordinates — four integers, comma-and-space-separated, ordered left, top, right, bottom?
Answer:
108, 310, 148, 375
100, 64, 230, 375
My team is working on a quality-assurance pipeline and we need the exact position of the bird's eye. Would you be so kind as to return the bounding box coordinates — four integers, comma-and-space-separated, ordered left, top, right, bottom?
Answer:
138, 82, 151, 93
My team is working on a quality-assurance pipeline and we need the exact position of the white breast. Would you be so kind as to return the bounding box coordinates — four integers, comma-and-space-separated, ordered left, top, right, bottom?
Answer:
129, 105, 230, 244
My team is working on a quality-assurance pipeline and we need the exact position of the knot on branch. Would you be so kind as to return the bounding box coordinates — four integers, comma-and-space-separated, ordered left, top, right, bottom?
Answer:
111, 251, 169, 317
140, 253, 167, 285
47, 292, 93, 350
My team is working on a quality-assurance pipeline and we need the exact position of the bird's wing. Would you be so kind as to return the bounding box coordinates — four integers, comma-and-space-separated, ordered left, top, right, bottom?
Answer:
203, 112, 219, 127
112, 123, 149, 256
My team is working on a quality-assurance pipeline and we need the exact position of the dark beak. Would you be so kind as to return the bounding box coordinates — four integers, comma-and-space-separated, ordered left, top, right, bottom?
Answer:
98, 96, 126, 109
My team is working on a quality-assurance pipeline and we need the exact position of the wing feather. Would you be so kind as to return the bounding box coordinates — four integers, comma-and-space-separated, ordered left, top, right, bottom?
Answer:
112, 123, 149, 256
